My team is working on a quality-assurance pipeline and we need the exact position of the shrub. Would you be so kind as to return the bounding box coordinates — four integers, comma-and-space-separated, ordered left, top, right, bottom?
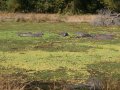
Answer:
0, 0, 7, 11
87, 62, 120, 90
7, 0, 21, 12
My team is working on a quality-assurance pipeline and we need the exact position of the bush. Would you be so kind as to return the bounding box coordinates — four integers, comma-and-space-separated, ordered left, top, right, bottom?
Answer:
0, 0, 7, 11
100, 0, 120, 12
87, 62, 120, 90
7, 0, 21, 12
0, 0, 120, 14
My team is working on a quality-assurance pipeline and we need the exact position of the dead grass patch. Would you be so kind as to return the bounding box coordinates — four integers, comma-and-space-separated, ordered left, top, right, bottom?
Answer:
0, 12, 97, 23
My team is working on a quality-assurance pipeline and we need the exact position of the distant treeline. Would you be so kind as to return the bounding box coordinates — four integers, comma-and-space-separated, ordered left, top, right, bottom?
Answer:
0, 0, 120, 14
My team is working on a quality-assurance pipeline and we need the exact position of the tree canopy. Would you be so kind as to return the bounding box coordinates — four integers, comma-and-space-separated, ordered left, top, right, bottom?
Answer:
0, 0, 120, 13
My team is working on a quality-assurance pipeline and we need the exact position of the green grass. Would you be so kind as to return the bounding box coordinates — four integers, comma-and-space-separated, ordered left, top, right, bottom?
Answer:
0, 22, 120, 81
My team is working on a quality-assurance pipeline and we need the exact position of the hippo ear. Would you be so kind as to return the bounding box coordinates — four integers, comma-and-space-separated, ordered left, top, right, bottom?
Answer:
27, 32, 32, 34
40, 32, 44, 35
59, 32, 69, 37
17, 32, 22, 36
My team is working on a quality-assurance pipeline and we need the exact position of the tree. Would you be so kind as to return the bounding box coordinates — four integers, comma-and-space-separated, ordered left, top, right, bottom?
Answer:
19, 0, 36, 12
75, 0, 103, 13
100, 0, 120, 12
1, 0, 120, 13
7, 0, 21, 12
0, 0, 7, 11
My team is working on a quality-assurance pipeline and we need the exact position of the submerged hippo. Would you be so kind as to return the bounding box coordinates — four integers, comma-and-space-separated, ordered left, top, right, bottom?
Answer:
18, 32, 44, 37
76, 32, 92, 38
59, 32, 69, 37
92, 34, 114, 40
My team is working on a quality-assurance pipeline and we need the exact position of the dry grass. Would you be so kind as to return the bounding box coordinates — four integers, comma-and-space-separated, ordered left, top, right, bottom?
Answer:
0, 74, 65, 90
64, 15, 97, 23
0, 74, 25, 90
0, 12, 97, 23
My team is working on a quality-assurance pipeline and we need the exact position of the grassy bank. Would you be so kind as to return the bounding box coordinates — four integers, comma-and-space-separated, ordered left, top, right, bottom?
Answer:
0, 22, 120, 81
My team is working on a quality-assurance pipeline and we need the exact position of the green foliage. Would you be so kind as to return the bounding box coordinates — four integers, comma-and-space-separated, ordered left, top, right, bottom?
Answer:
0, 0, 7, 11
0, 0, 100, 14
0, 0, 119, 13
7, 0, 21, 12
100, 0, 120, 12
73, 0, 103, 13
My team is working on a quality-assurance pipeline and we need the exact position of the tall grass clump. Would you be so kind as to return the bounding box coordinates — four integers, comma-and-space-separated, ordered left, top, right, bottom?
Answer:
87, 61, 120, 90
